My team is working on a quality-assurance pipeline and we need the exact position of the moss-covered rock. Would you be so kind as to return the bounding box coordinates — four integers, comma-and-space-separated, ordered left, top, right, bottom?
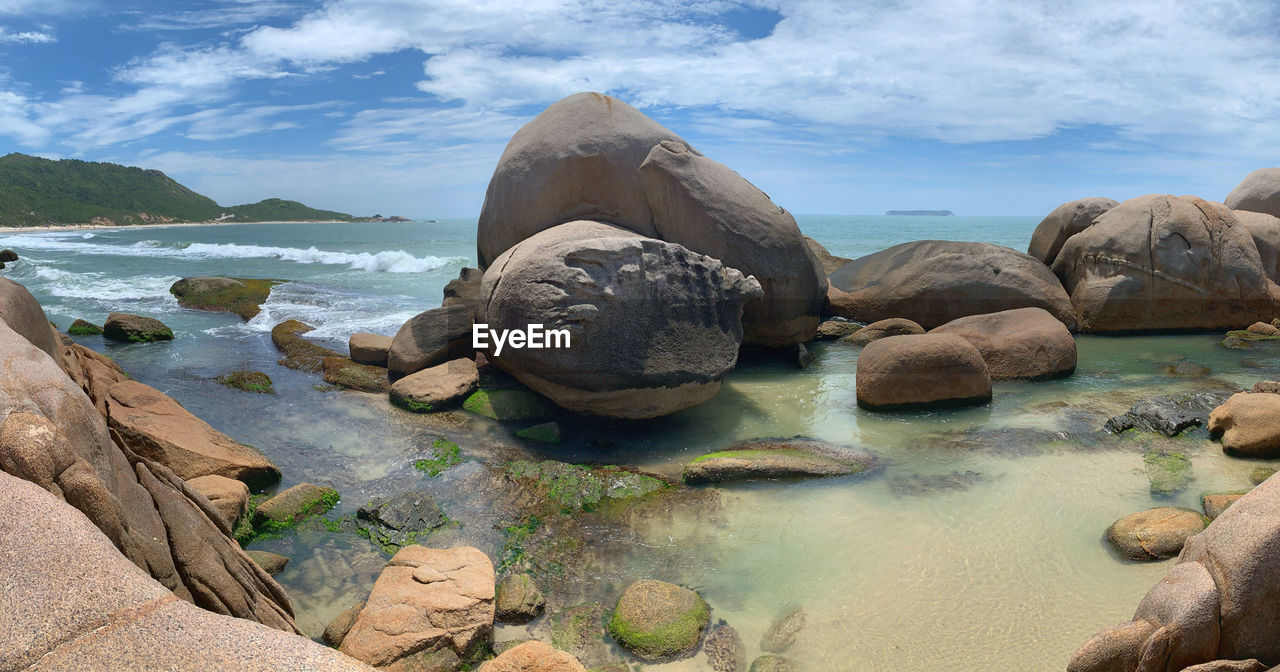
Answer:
495, 572, 546, 623
1252, 466, 1277, 485
506, 460, 667, 514
750, 654, 801, 672
463, 387, 558, 422
355, 491, 449, 554
321, 356, 389, 393
103, 312, 173, 343
608, 579, 710, 661
216, 370, 275, 394
551, 602, 610, 664
515, 421, 562, 444
1144, 449, 1191, 495
684, 437, 880, 484
271, 319, 343, 372
252, 483, 339, 533
760, 606, 805, 653
414, 438, 463, 476
170, 277, 281, 320
67, 318, 102, 336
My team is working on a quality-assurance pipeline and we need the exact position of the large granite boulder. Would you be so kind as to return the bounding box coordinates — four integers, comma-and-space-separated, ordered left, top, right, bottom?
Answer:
479, 220, 762, 419
1052, 195, 1279, 332
103, 312, 173, 343
476, 92, 696, 267
828, 241, 1076, 329
1208, 392, 1280, 457
0, 321, 299, 633
1225, 167, 1280, 219
442, 267, 484, 319
855, 333, 992, 410
478, 641, 585, 672
0, 472, 374, 671
387, 304, 474, 381
0, 276, 60, 362
1069, 468, 1280, 671
1027, 197, 1118, 265
639, 140, 826, 346
339, 545, 495, 667
842, 317, 924, 346
1235, 210, 1280, 283
389, 357, 479, 413
929, 307, 1076, 380
106, 379, 281, 488
804, 236, 852, 276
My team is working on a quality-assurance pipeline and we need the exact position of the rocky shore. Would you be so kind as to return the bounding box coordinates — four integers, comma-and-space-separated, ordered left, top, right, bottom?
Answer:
5, 91, 1280, 671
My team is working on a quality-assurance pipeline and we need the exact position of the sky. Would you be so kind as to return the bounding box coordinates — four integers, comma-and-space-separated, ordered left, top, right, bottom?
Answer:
1, 0, 1278, 218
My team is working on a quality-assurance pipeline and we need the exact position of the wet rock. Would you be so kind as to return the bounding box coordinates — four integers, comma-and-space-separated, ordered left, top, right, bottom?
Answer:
841, 317, 924, 345
186, 474, 249, 528
750, 655, 801, 672
103, 312, 173, 343
170, 277, 280, 320
608, 579, 710, 661
68, 318, 103, 335
507, 460, 668, 513
890, 471, 988, 496
515, 421, 563, 444
390, 357, 478, 413
828, 240, 1077, 329
464, 387, 558, 422
322, 601, 365, 648
930, 307, 1076, 380
1251, 467, 1276, 485
1027, 197, 1118, 266
1105, 507, 1206, 561
804, 236, 851, 276
321, 357, 389, 393
1164, 361, 1212, 378
356, 492, 449, 552
1103, 391, 1234, 437
479, 641, 587, 672
705, 620, 744, 672
1226, 167, 1280, 218
247, 550, 290, 575
491, 639, 532, 656
479, 220, 762, 419
1250, 380, 1280, 393
813, 319, 861, 340
106, 379, 281, 487
340, 545, 495, 666
1203, 492, 1247, 520
1145, 449, 1192, 495
550, 602, 610, 665
1209, 392, 1280, 457
794, 342, 812, 370
855, 333, 991, 410
683, 437, 880, 485
0, 248, 17, 262
640, 139, 826, 346
495, 572, 546, 623
1053, 194, 1277, 331
216, 369, 274, 394
388, 304, 475, 381
272, 319, 343, 372
761, 606, 806, 654
254, 483, 339, 530
1247, 321, 1280, 336
349, 332, 393, 366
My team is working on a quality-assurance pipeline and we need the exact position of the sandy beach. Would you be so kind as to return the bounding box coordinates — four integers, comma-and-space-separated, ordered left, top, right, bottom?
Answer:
0, 219, 357, 234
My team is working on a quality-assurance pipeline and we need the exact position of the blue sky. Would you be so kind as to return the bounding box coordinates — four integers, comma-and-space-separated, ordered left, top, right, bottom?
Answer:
1, 0, 1278, 218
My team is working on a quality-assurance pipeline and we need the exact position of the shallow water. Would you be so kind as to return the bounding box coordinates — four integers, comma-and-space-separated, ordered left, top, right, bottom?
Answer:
6, 217, 1279, 671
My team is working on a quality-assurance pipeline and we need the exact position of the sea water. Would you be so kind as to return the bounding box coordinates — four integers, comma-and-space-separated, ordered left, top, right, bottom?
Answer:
3, 216, 1275, 671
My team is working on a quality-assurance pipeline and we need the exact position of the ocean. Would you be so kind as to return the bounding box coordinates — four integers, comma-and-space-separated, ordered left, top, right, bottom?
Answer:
0, 215, 1267, 671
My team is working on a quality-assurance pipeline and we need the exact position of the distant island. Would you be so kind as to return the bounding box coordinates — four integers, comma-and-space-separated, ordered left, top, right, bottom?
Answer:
0, 153, 405, 227
885, 210, 955, 216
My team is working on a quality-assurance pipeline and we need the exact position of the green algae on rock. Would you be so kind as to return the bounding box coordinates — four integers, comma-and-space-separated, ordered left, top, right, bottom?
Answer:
216, 370, 275, 394
252, 483, 340, 534
684, 437, 880, 484
1252, 467, 1277, 485
67, 318, 102, 335
355, 491, 450, 554
551, 602, 611, 664
103, 312, 173, 343
608, 579, 710, 661
170, 277, 282, 320
463, 387, 558, 422
414, 438, 463, 476
750, 654, 802, 672
271, 319, 343, 372
321, 356, 389, 393
1144, 449, 1192, 495
515, 420, 562, 444
495, 571, 546, 623
506, 460, 668, 513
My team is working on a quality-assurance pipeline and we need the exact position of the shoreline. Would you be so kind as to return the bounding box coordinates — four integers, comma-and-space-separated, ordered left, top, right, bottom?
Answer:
0, 219, 364, 235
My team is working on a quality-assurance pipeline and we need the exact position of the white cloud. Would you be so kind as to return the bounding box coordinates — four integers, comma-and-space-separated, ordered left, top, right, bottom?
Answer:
122, 1, 301, 31
0, 27, 54, 43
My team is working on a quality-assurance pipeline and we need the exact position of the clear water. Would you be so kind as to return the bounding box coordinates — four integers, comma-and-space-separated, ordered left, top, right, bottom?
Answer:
4, 216, 1277, 671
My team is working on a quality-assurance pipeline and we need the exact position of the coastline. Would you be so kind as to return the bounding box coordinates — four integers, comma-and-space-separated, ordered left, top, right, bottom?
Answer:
0, 219, 360, 235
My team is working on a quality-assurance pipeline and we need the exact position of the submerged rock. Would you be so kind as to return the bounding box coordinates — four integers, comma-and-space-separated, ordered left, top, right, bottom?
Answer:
683, 437, 880, 484
68, 317, 103, 335
550, 602, 611, 665
1026, 197, 1118, 266
355, 492, 449, 552
321, 356, 389, 393
253, 483, 339, 530
855, 333, 992, 410
246, 550, 290, 575
705, 620, 744, 672
1164, 361, 1212, 378
495, 572, 546, 623
1145, 449, 1192, 495
272, 319, 343, 372
761, 606, 806, 654
1209, 392, 1280, 457
170, 276, 280, 320
464, 387, 558, 422
1252, 467, 1276, 485
103, 312, 173, 343
1105, 507, 1206, 561
216, 369, 274, 394
889, 470, 988, 496
930, 307, 1076, 380
508, 460, 668, 513
515, 420, 562, 444
348, 332, 392, 366
608, 579, 710, 661
750, 655, 801, 672
1103, 391, 1234, 437
479, 641, 586, 672
841, 317, 924, 346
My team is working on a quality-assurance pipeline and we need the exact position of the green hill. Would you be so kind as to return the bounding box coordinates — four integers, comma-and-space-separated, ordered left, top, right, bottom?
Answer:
0, 153, 353, 226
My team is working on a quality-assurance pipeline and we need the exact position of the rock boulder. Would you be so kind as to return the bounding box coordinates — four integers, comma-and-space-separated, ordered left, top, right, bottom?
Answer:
103, 313, 173, 343
1027, 197, 1118, 265
1225, 167, 1280, 219
929, 307, 1076, 380
1208, 392, 1280, 457
855, 334, 992, 410
387, 304, 474, 381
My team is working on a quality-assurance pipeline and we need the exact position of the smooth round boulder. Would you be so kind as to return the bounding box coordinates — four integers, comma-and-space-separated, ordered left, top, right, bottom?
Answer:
479, 641, 586, 672
804, 236, 851, 276
842, 317, 924, 346
683, 437, 880, 484
1234, 210, 1280, 283
0, 248, 17, 262
476, 92, 696, 267
387, 304, 474, 381
828, 241, 1077, 330
608, 579, 710, 661
349, 332, 392, 366
1225, 167, 1280, 218
480, 220, 762, 419
855, 333, 992, 410
639, 140, 826, 346
1052, 195, 1277, 332
1105, 507, 1206, 561
185, 474, 250, 528
0, 277, 60, 359
1208, 392, 1280, 457
929, 307, 1076, 380
814, 319, 862, 340
103, 312, 173, 343
1027, 197, 1118, 265
389, 357, 479, 413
